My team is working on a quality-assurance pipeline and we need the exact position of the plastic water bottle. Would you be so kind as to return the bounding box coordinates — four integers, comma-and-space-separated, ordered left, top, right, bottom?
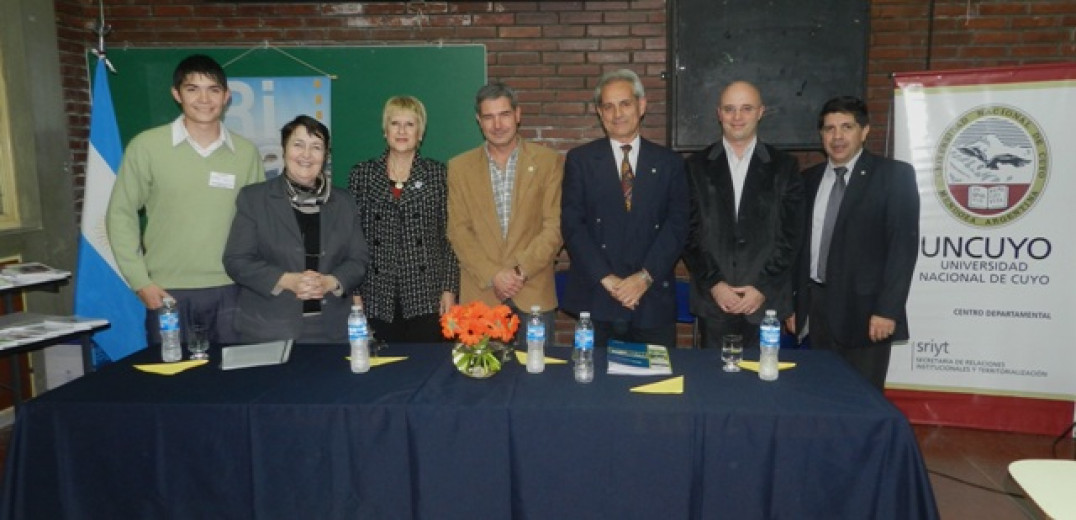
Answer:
759, 309, 781, 381
348, 304, 370, 373
525, 305, 546, 374
573, 311, 594, 383
159, 297, 182, 362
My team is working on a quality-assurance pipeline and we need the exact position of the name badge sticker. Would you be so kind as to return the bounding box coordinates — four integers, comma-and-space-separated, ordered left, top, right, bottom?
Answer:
209, 172, 237, 189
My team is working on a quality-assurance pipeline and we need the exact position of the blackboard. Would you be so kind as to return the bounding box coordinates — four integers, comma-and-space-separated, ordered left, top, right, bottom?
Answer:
669, 0, 869, 151
91, 45, 487, 185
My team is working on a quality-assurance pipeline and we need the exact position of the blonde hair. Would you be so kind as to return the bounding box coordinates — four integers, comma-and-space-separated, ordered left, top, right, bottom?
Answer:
382, 95, 427, 138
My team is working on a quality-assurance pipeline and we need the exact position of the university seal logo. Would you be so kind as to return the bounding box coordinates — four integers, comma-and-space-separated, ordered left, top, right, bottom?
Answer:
934, 104, 1049, 227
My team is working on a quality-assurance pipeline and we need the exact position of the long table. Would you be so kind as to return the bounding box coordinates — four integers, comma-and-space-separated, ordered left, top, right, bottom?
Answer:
1, 344, 938, 519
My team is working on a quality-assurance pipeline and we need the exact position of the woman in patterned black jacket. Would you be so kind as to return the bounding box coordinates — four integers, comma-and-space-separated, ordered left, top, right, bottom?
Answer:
347, 96, 459, 343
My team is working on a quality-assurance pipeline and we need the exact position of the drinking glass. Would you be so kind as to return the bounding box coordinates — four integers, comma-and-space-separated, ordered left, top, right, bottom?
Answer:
721, 334, 743, 372
187, 322, 210, 361
368, 325, 386, 358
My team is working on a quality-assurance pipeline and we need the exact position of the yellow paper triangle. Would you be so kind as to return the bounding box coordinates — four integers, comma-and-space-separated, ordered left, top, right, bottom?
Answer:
134, 359, 208, 375
737, 360, 797, 372
630, 375, 684, 394
346, 355, 407, 367
514, 351, 568, 365
370, 356, 407, 367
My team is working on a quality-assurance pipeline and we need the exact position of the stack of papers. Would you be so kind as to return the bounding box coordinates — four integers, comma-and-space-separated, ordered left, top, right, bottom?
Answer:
0, 262, 71, 285
0, 313, 109, 349
607, 340, 672, 376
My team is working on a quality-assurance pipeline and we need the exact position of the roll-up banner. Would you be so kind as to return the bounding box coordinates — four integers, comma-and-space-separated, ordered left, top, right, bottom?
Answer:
892, 63, 1076, 431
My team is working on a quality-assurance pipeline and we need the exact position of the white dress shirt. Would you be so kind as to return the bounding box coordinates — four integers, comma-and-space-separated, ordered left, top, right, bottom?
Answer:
810, 148, 864, 281
722, 136, 757, 218
610, 134, 641, 180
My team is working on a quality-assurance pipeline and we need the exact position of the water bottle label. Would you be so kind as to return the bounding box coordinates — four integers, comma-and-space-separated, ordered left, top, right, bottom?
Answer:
348, 323, 368, 341
159, 312, 178, 332
760, 325, 780, 346
574, 329, 594, 350
526, 324, 545, 342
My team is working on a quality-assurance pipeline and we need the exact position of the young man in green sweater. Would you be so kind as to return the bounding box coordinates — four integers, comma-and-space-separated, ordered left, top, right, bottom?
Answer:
106, 54, 263, 348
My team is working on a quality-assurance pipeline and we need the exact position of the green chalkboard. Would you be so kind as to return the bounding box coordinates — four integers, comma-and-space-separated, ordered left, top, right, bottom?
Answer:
91, 45, 487, 185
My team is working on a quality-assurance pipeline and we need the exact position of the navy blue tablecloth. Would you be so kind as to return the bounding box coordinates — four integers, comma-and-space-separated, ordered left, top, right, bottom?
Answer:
1, 343, 938, 519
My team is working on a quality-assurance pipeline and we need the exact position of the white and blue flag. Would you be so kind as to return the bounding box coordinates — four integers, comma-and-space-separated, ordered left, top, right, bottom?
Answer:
73, 58, 146, 362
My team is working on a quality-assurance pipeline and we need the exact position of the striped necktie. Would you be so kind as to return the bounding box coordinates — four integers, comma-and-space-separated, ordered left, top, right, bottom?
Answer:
621, 144, 634, 211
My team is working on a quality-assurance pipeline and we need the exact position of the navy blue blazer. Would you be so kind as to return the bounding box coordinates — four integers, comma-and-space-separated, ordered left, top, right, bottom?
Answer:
793, 150, 920, 347
560, 137, 689, 328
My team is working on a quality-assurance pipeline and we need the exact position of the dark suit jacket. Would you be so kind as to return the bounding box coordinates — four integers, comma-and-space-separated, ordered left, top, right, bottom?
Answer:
793, 150, 919, 347
561, 137, 689, 328
683, 141, 804, 322
223, 175, 370, 343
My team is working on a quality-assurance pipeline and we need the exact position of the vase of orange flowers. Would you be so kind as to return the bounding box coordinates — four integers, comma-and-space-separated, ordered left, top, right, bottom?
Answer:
441, 301, 520, 379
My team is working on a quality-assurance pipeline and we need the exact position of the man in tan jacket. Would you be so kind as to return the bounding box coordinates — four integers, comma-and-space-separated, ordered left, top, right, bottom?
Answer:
447, 81, 564, 345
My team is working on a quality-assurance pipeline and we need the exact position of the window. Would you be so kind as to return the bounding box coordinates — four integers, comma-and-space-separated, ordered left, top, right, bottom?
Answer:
0, 48, 21, 230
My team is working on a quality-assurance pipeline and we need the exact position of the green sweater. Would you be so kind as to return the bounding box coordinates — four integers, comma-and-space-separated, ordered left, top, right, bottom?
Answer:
106, 123, 263, 291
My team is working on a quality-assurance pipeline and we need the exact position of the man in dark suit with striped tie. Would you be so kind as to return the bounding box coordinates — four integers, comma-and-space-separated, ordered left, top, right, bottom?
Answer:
561, 68, 689, 348
790, 96, 920, 389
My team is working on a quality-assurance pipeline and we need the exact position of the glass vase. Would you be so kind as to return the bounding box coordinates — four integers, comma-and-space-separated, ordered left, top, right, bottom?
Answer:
452, 341, 504, 379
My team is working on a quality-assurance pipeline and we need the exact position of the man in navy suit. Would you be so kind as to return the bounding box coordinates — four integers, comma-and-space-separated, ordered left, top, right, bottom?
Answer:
561, 69, 689, 348
683, 81, 804, 350
789, 96, 920, 389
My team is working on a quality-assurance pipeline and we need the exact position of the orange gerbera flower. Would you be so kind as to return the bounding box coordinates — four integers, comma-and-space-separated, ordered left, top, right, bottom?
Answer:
441, 301, 520, 347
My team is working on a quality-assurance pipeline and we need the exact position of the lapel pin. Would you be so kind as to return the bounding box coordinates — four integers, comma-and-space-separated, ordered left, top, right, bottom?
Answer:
651, 167, 657, 174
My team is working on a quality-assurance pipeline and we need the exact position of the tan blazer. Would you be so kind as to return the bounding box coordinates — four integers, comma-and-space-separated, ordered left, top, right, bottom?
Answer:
447, 139, 564, 311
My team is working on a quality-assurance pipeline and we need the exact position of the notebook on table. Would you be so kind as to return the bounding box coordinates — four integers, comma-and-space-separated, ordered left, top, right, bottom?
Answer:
220, 339, 294, 370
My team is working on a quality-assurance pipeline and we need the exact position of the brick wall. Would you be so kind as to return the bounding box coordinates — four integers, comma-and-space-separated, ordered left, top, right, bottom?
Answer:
53, 0, 1075, 347
866, 1, 1075, 152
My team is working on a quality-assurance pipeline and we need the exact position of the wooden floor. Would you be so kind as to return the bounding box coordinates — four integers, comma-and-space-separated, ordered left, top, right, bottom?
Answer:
0, 421, 1072, 517
915, 423, 1073, 519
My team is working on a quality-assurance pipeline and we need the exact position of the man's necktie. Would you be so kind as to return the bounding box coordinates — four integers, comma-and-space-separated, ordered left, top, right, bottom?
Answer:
621, 144, 634, 211
817, 166, 847, 283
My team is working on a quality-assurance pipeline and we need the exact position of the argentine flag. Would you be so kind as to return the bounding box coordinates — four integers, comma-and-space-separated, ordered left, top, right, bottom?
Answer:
73, 59, 146, 362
